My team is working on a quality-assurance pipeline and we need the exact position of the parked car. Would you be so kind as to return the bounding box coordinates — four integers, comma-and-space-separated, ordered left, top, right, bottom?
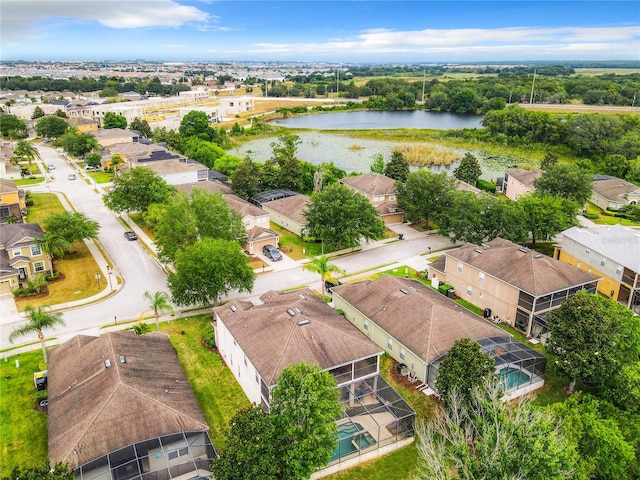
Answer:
67, 173, 76, 180
85, 165, 99, 171
123, 231, 137, 241
47, 164, 55, 170
262, 244, 283, 261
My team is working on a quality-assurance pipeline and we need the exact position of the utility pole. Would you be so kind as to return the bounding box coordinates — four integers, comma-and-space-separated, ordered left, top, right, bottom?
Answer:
529, 69, 537, 105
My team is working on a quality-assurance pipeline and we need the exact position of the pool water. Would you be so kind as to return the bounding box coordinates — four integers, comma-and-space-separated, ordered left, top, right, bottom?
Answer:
499, 367, 531, 390
330, 423, 377, 462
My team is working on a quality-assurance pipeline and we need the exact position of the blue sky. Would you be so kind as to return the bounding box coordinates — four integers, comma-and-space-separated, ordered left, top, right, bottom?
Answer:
1, 1, 639, 62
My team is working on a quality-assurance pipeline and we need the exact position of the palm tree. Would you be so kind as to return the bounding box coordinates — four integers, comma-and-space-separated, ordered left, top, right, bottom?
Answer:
14, 140, 41, 176
9, 305, 65, 364
303, 255, 346, 299
143, 290, 174, 332
36, 233, 72, 275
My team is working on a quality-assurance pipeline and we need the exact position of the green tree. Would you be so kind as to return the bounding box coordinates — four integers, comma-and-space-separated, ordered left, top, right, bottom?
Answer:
84, 151, 102, 169
35, 115, 68, 139
27, 273, 48, 294
43, 211, 100, 244
182, 137, 225, 169
129, 117, 152, 138
370, 153, 385, 174
54, 109, 67, 118
516, 193, 578, 246
304, 183, 385, 249
8, 306, 65, 364
453, 152, 482, 186
35, 233, 72, 275
435, 338, 496, 410
102, 112, 128, 129
270, 363, 342, 480
0, 114, 27, 137
546, 291, 640, 394
211, 406, 279, 480
540, 151, 559, 170
417, 379, 579, 480
270, 134, 303, 191
396, 169, 457, 227
179, 110, 212, 140
7, 461, 74, 480
13, 140, 41, 175
31, 106, 45, 119
303, 255, 346, 299
168, 238, 255, 306
55, 128, 98, 158
534, 163, 593, 205
231, 156, 262, 200
552, 394, 637, 480
153, 189, 245, 262
213, 153, 244, 177
143, 290, 174, 332
384, 150, 410, 182
104, 167, 174, 213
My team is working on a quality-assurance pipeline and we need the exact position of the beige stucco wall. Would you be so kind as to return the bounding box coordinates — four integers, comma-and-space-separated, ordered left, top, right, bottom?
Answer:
444, 259, 520, 326
262, 207, 305, 237
505, 176, 535, 201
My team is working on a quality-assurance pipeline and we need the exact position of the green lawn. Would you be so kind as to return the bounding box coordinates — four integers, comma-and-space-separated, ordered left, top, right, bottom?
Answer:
15, 178, 45, 186
585, 202, 639, 227
269, 222, 334, 259
24, 193, 65, 224
160, 315, 250, 449
0, 351, 49, 477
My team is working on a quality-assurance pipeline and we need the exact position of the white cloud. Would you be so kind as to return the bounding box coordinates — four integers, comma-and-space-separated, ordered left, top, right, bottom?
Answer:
1, 0, 210, 45
246, 25, 640, 59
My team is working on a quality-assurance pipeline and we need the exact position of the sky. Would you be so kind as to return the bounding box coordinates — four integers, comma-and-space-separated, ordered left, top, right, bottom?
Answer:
1, 0, 639, 63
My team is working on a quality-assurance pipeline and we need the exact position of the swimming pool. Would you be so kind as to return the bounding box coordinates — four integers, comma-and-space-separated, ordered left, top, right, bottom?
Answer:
330, 422, 377, 462
499, 366, 531, 390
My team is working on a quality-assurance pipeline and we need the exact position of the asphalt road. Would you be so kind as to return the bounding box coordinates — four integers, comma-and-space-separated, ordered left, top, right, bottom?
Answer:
1, 145, 455, 351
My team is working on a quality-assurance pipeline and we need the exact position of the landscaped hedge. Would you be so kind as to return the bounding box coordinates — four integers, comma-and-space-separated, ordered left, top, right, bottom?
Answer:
476, 179, 497, 193
438, 284, 453, 295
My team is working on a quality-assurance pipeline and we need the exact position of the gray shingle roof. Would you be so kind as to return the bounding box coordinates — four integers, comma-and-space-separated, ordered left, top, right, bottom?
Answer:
261, 194, 310, 225
0, 223, 43, 248
340, 173, 397, 196
506, 168, 543, 186
592, 177, 640, 202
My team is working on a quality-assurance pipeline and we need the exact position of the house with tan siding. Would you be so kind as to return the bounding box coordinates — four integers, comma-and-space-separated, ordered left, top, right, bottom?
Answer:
340, 173, 404, 224
0, 223, 51, 293
590, 175, 640, 210
498, 168, 542, 200
260, 194, 310, 237
429, 238, 601, 342
0, 178, 26, 222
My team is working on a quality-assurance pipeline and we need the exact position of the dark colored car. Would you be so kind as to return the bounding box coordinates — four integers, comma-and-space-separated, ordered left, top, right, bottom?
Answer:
124, 231, 138, 241
325, 279, 343, 292
262, 244, 283, 261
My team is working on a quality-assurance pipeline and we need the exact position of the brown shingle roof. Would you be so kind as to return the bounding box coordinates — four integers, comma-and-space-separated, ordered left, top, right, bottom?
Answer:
224, 194, 266, 218
340, 173, 396, 196
48, 332, 208, 469
592, 177, 640, 202
446, 238, 601, 296
0, 223, 43, 248
174, 180, 232, 196
214, 288, 382, 385
506, 168, 543, 186
144, 159, 205, 174
332, 275, 502, 363
262, 194, 310, 225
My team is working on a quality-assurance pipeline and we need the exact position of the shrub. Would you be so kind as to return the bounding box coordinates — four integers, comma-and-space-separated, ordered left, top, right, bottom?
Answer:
203, 328, 216, 349
583, 212, 599, 220
35, 390, 48, 402
335, 309, 345, 316
132, 322, 150, 335
476, 179, 497, 193
12, 286, 37, 298
438, 284, 453, 295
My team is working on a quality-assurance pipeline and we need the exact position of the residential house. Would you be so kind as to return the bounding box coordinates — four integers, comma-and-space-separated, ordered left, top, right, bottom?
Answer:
340, 173, 404, 224
332, 275, 546, 398
143, 159, 209, 185
259, 192, 310, 237
0, 178, 27, 223
105, 142, 175, 169
175, 183, 279, 255
555, 224, 640, 314
93, 128, 141, 148
590, 175, 640, 210
498, 168, 543, 201
0, 160, 22, 181
428, 238, 601, 342
67, 116, 99, 132
0, 223, 51, 293
48, 331, 216, 480
213, 288, 416, 468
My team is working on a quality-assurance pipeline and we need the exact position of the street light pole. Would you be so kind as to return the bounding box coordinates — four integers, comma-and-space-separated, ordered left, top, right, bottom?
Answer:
106, 265, 113, 292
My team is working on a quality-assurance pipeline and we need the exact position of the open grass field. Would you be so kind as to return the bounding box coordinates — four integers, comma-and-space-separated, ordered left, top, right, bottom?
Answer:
0, 351, 49, 477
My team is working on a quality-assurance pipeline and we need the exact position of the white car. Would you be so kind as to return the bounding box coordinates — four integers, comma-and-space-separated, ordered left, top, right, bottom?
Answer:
47, 164, 55, 170
68, 173, 76, 180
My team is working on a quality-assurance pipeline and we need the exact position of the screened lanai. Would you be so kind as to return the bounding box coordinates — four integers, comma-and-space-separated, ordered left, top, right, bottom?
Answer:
427, 336, 546, 399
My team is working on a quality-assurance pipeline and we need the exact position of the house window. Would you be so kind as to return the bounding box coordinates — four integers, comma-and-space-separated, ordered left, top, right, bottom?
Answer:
33, 261, 45, 272
255, 372, 259, 384
600, 257, 606, 267
585, 248, 590, 254
616, 265, 623, 275
12, 249, 21, 257
31, 245, 42, 256
479, 292, 483, 298
479, 272, 485, 284
0, 206, 9, 217
374, 195, 384, 202
387, 337, 393, 350
389, 195, 396, 201
399, 348, 405, 360
457, 262, 463, 273
364, 320, 369, 331
467, 286, 473, 296
244, 220, 251, 227
244, 355, 247, 367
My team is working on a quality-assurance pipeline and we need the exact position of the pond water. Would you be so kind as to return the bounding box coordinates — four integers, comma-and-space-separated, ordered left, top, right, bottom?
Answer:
270, 110, 483, 130
229, 131, 521, 181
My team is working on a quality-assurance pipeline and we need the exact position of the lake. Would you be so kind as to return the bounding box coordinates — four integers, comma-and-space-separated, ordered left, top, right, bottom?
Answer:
270, 110, 483, 130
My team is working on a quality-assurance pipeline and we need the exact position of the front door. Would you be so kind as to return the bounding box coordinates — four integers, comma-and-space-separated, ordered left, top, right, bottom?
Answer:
17, 267, 27, 281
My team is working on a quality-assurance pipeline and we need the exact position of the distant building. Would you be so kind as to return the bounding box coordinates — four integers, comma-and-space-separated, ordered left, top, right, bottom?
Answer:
340, 173, 404, 224
497, 168, 542, 201
590, 175, 640, 210
555, 224, 640, 314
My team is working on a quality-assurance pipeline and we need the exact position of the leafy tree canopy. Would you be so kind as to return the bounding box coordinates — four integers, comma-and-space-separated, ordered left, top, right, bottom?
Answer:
396, 169, 457, 227
102, 112, 128, 129
0, 114, 27, 137
35, 115, 68, 139
43, 211, 100, 244
370, 153, 385, 174
515, 193, 579, 246
7, 461, 74, 480
54, 128, 98, 158
31, 106, 45, 119
304, 182, 385, 249
453, 152, 482, 186
129, 117, 152, 138
384, 150, 410, 182
104, 167, 175, 213
179, 110, 212, 140
168, 238, 255, 306
534, 163, 593, 205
